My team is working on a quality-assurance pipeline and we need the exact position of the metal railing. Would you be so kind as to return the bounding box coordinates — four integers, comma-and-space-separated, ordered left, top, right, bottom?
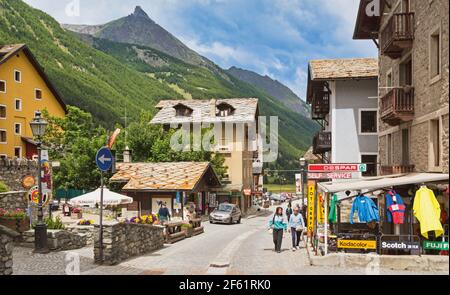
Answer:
381, 12, 415, 58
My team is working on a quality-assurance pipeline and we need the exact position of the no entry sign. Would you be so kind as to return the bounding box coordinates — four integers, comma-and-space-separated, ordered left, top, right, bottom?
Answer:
308, 164, 367, 173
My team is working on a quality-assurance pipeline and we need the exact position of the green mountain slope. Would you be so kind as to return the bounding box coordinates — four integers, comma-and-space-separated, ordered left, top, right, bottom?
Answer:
227, 66, 311, 118
0, 0, 180, 125
0, 0, 319, 169
85, 38, 319, 167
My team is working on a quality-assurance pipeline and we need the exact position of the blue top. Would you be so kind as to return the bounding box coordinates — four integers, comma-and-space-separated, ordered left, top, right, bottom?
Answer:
288, 213, 305, 229
268, 215, 287, 230
350, 195, 379, 224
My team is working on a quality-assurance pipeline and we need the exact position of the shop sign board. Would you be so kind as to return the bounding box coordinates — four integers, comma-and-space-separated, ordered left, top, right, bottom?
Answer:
338, 239, 377, 250
307, 181, 315, 235
308, 164, 367, 173
423, 241, 449, 251
381, 241, 420, 250
295, 174, 302, 194
307, 172, 356, 180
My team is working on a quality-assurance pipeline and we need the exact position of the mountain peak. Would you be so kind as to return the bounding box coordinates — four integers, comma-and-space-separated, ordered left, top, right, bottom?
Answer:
132, 6, 149, 18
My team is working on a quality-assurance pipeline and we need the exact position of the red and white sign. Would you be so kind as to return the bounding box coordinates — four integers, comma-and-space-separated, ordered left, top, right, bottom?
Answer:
308, 172, 354, 180
308, 164, 367, 172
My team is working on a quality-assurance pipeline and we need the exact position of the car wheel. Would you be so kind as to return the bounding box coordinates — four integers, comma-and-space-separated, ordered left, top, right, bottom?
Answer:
210, 220, 214, 224
229, 218, 233, 225
237, 217, 241, 224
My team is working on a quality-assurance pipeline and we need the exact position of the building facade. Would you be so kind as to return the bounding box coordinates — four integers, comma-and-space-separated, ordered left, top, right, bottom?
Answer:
354, 0, 449, 175
307, 58, 379, 176
0, 44, 66, 159
150, 98, 261, 213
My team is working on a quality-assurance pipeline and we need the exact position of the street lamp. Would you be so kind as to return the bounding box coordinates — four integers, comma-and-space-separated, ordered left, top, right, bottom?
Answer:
30, 111, 49, 254
299, 157, 307, 207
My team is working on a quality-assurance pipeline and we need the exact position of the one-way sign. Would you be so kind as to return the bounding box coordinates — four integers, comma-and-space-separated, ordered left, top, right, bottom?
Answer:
96, 147, 113, 172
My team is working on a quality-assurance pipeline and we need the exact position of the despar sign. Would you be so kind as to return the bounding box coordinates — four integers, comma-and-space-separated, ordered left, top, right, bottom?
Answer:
338, 239, 377, 249
381, 241, 420, 250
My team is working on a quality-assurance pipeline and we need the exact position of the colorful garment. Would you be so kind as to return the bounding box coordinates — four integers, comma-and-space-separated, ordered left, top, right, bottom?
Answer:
268, 215, 287, 230
413, 187, 443, 239
328, 194, 338, 224
385, 190, 405, 223
350, 195, 379, 224
388, 203, 406, 224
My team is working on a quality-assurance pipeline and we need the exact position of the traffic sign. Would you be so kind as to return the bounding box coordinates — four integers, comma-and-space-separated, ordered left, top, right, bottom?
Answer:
96, 147, 113, 172
308, 164, 367, 173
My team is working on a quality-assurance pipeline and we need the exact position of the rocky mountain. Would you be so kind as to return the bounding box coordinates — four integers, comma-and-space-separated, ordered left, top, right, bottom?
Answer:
227, 67, 310, 118
62, 6, 208, 67
0, 1, 319, 169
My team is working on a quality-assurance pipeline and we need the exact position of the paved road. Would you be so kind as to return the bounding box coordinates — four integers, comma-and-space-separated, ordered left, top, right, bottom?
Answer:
12, 203, 448, 275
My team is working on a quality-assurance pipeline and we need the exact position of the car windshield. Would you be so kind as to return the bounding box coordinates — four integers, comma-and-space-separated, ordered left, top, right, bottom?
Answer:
217, 204, 233, 212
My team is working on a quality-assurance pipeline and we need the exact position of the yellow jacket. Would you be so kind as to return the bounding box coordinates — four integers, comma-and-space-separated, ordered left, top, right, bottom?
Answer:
413, 187, 443, 239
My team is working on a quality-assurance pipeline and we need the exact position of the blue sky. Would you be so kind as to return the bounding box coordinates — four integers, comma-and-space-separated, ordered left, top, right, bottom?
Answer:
24, 0, 377, 99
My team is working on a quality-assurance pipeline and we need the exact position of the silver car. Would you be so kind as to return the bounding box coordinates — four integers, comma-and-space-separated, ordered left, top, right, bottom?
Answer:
209, 203, 242, 224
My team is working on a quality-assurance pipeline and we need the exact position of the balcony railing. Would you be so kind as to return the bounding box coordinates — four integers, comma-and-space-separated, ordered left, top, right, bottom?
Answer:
311, 89, 330, 120
380, 87, 414, 126
313, 132, 331, 155
381, 13, 415, 59
381, 165, 415, 175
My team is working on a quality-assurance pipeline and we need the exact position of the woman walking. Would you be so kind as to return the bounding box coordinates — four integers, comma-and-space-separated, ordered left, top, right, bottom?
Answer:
268, 207, 287, 253
288, 207, 306, 251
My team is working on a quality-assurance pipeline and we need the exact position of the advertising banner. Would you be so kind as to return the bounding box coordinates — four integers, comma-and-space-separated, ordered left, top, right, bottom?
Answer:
381, 241, 420, 250
307, 181, 315, 235
337, 239, 377, 249
423, 241, 449, 251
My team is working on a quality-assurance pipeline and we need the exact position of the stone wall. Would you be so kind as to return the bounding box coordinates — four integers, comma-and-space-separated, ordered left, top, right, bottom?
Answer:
0, 225, 19, 275
21, 229, 87, 251
0, 191, 27, 211
67, 225, 95, 246
94, 222, 165, 265
0, 159, 38, 192
377, 0, 449, 174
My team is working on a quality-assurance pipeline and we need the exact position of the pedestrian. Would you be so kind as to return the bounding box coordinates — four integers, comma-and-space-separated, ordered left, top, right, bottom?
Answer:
268, 207, 287, 253
288, 207, 306, 251
286, 202, 293, 222
158, 202, 171, 224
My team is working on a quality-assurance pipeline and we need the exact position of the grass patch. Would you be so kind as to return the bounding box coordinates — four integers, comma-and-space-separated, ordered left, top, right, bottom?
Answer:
264, 183, 296, 193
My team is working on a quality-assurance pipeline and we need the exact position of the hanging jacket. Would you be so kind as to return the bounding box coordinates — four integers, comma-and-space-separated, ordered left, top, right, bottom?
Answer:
388, 204, 406, 224
385, 191, 405, 223
413, 187, 443, 239
328, 194, 338, 224
350, 195, 379, 224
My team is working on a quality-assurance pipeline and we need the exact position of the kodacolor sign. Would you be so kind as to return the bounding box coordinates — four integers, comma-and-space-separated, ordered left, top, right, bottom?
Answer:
338, 239, 377, 250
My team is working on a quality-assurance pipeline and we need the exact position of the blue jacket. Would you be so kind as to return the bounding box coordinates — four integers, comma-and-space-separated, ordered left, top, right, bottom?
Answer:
268, 215, 287, 230
385, 191, 405, 223
350, 195, 379, 224
289, 213, 305, 229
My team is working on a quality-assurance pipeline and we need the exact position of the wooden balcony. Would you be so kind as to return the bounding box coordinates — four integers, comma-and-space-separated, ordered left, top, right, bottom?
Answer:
381, 13, 415, 59
380, 87, 414, 126
311, 89, 330, 120
381, 165, 415, 175
313, 132, 331, 155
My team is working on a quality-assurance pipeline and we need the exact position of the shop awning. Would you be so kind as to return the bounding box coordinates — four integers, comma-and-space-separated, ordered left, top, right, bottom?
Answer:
317, 173, 449, 194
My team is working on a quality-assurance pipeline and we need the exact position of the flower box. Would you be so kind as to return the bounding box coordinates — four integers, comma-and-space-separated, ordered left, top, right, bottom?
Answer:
0, 217, 30, 233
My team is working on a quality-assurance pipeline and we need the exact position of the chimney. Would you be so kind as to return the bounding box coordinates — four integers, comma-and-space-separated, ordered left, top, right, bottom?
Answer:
210, 99, 217, 117
123, 146, 132, 163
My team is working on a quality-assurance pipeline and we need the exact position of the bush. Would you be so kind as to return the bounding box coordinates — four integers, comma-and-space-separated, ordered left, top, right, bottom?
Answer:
33, 216, 65, 229
0, 181, 9, 193
0, 208, 27, 220
181, 223, 193, 229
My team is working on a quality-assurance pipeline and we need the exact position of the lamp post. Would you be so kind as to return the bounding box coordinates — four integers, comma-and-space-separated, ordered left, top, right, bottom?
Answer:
299, 157, 307, 208
30, 111, 49, 254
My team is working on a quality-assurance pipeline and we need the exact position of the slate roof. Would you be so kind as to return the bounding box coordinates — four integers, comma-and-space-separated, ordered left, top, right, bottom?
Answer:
110, 162, 221, 191
151, 98, 259, 124
309, 58, 378, 81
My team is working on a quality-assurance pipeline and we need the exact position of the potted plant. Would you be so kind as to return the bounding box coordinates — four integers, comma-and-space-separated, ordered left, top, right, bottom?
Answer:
181, 223, 194, 238
77, 219, 95, 226
72, 208, 83, 219
0, 208, 30, 232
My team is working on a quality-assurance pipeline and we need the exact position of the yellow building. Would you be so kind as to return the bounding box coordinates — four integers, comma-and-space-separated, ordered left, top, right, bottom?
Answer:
0, 44, 66, 159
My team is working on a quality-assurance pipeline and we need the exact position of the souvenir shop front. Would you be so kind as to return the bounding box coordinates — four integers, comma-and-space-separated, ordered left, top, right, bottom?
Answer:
314, 173, 449, 256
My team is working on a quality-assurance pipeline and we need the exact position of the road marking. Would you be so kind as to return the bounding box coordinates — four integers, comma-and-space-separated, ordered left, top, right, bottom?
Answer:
207, 229, 258, 274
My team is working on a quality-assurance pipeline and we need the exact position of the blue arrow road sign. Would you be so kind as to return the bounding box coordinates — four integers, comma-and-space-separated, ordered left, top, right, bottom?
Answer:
96, 147, 113, 172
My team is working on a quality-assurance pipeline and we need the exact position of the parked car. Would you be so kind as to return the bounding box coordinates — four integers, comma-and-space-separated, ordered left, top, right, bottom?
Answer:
270, 194, 287, 202
209, 203, 242, 224
50, 200, 60, 211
